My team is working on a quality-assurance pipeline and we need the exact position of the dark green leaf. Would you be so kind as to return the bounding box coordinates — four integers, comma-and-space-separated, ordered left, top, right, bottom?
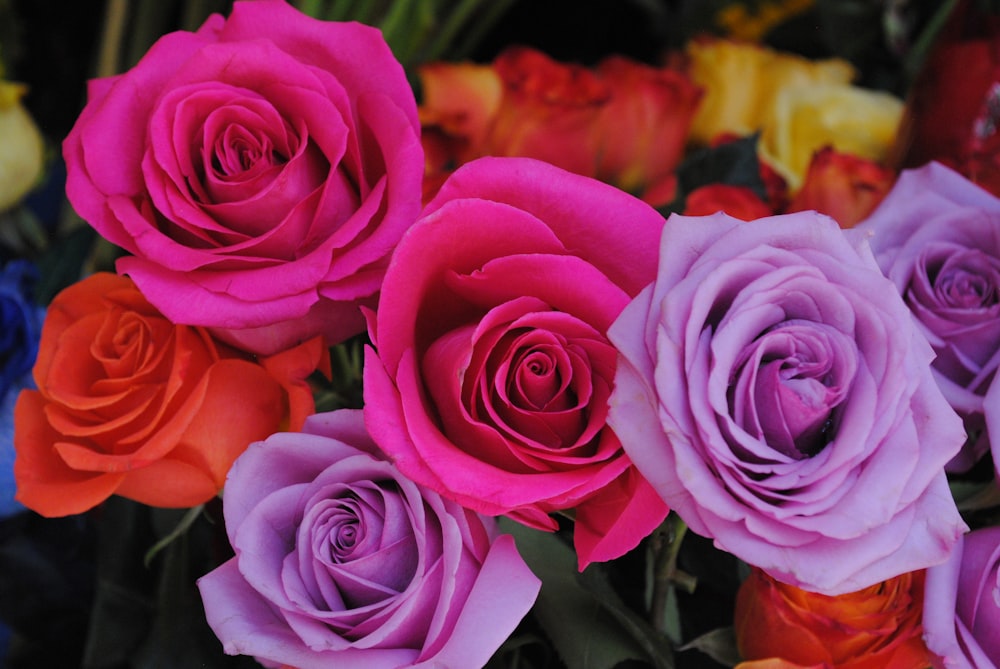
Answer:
33, 224, 97, 304
500, 518, 673, 669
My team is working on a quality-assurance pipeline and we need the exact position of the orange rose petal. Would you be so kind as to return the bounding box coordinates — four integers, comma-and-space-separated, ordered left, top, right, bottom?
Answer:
258, 335, 327, 430
735, 660, 831, 669
171, 359, 287, 490
114, 457, 219, 508
735, 572, 833, 664
13, 390, 125, 516
43, 385, 159, 439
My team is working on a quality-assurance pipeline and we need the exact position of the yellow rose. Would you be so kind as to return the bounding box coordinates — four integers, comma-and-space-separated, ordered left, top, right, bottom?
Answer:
685, 38, 854, 146
759, 82, 903, 189
0, 81, 44, 211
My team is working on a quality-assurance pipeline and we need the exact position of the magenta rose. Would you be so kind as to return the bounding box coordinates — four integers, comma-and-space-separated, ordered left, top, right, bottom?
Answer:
363, 157, 669, 569
197, 409, 539, 669
63, 0, 423, 355
857, 162, 1000, 473
608, 210, 967, 595
923, 526, 1000, 668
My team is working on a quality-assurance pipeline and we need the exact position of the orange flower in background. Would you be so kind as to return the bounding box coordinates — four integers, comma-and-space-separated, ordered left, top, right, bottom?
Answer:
418, 60, 503, 199
14, 273, 329, 517
483, 46, 610, 177
734, 567, 935, 669
683, 183, 773, 220
685, 37, 855, 146
593, 55, 703, 195
417, 46, 702, 204
787, 147, 896, 227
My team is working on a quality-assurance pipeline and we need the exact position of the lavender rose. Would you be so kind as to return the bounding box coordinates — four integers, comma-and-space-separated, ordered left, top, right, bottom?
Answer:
857, 162, 1000, 472
197, 409, 539, 669
608, 211, 967, 595
923, 526, 1000, 668
63, 0, 423, 355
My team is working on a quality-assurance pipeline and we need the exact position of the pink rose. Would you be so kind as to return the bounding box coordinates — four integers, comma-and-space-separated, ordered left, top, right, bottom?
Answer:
197, 409, 539, 669
363, 157, 669, 569
923, 526, 1000, 668
608, 210, 967, 594
63, 0, 423, 355
857, 162, 1000, 472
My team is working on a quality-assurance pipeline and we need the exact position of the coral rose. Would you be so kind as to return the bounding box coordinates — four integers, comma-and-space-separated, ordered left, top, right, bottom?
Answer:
364, 157, 668, 569
735, 567, 934, 669
63, 0, 424, 355
482, 47, 609, 179
786, 147, 895, 228
14, 273, 327, 516
197, 409, 540, 669
592, 55, 702, 197
608, 210, 967, 594
417, 47, 701, 206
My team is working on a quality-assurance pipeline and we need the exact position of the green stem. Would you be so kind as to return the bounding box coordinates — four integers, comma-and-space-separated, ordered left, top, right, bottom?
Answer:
650, 514, 692, 636
143, 504, 205, 567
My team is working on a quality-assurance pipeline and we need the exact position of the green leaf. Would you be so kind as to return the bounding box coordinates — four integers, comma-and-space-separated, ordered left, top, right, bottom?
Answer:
33, 224, 97, 304
951, 480, 1000, 512
500, 518, 674, 669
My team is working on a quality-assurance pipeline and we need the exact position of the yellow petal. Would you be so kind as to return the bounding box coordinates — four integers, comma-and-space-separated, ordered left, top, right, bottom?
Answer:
0, 82, 44, 211
759, 83, 903, 190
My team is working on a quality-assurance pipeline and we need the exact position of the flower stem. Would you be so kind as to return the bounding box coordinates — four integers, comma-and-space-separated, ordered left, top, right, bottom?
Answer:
650, 513, 694, 638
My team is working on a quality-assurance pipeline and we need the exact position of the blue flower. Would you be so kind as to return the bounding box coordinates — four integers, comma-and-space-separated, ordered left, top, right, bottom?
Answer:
0, 259, 45, 518
0, 260, 44, 400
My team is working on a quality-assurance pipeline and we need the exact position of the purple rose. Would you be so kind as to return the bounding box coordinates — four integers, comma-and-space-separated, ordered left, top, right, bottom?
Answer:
608, 210, 967, 595
196, 409, 539, 669
857, 162, 1000, 472
924, 526, 1000, 668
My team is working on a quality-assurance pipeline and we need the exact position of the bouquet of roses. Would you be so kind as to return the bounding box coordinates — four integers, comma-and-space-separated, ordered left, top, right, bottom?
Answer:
1, 1, 999, 668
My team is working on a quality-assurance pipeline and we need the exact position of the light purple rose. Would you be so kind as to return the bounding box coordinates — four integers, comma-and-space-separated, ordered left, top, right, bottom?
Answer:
924, 525, 1000, 668
857, 162, 1000, 472
196, 409, 540, 669
608, 210, 967, 595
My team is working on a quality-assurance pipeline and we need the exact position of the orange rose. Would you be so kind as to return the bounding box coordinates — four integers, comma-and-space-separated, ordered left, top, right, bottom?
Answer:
734, 567, 934, 669
417, 61, 503, 200
14, 273, 329, 517
737, 660, 829, 669
786, 147, 896, 228
593, 55, 703, 195
483, 46, 610, 177
417, 47, 701, 205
